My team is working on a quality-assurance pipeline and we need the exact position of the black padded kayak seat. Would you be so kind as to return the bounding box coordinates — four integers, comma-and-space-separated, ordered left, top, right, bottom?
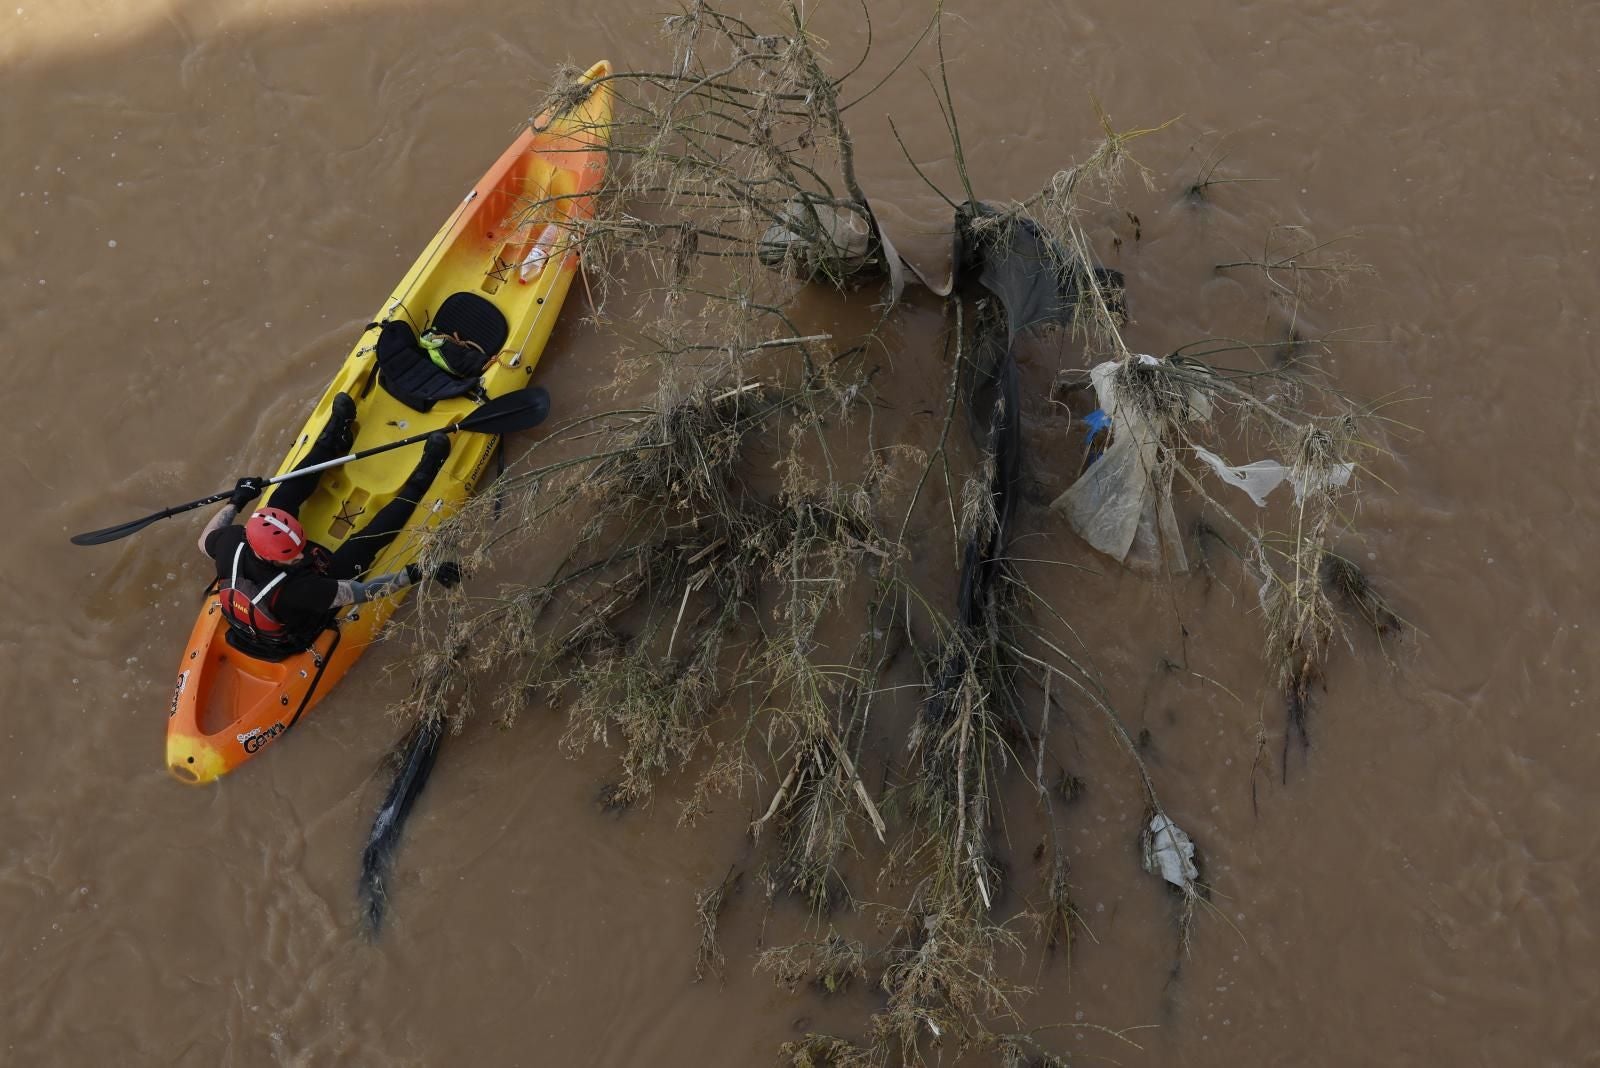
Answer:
432, 291, 510, 355
373, 292, 509, 413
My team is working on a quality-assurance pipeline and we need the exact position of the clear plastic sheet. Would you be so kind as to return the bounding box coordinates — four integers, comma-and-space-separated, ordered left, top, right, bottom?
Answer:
1052, 357, 1206, 572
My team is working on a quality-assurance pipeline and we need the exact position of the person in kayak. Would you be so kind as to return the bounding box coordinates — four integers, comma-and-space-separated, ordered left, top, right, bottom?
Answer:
197, 392, 458, 653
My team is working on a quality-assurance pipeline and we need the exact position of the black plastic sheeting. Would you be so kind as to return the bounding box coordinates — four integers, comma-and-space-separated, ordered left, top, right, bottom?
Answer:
949, 202, 1121, 631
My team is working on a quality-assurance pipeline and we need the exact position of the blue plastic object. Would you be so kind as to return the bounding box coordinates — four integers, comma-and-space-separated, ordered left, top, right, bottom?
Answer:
1083, 408, 1112, 468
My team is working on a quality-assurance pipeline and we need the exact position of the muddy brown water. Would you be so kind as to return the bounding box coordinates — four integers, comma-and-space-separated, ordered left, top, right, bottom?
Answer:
6, 0, 1600, 1064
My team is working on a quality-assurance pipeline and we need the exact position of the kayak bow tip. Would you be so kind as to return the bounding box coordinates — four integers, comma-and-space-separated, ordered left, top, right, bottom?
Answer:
166, 735, 228, 785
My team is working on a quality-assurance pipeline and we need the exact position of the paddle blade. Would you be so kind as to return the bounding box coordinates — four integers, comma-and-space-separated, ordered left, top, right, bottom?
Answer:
70, 488, 231, 547
457, 386, 551, 436
71, 514, 167, 546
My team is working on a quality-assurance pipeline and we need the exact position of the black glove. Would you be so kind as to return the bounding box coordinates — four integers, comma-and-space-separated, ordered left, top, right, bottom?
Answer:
404, 562, 423, 585
433, 561, 463, 588
229, 477, 266, 510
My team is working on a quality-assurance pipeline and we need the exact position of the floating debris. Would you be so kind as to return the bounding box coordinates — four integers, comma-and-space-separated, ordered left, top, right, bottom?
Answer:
1141, 813, 1199, 894
363, 5, 1398, 1063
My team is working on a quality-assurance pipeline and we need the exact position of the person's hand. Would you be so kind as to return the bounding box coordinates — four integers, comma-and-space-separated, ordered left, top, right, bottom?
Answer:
229, 477, 266, 510
433, 561, 463, 588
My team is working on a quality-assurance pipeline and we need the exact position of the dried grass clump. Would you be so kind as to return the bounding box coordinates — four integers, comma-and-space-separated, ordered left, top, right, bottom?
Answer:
869, 901, 1026, 1056
695, 866, 742, 981
778, 1033, 875, 1068
561, 631, 724, 805
1025, 850, 1080, 955
535, 392, 793, 806
757, 929, 868, 995
1256, 416, 1365, 775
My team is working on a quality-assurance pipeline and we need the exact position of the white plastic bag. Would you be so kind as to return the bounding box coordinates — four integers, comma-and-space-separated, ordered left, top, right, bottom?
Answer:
1193, 445, 1354, 506
1141, 813, 1198, 892
1052, 357, 1205, 572
1193, 446, 1290, 507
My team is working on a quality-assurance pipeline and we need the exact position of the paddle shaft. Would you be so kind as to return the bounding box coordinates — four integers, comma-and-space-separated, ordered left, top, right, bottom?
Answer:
70, 387, 548, 545
71, 428, 455, 545
255, 386, 549, 489
264, 421, 466, 489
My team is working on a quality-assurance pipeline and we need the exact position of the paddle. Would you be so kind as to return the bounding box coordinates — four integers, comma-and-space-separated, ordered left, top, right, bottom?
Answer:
70, 386, 551, 546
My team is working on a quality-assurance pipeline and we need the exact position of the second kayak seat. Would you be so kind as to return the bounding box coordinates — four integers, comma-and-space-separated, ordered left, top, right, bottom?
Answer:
372, 292, 510, 412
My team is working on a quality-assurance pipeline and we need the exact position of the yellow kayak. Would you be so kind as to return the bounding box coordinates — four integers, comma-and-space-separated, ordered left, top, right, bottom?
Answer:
167, 60, 613, 784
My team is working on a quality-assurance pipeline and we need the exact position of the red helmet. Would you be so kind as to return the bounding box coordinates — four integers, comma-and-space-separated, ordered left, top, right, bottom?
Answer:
245, 507, 307, 563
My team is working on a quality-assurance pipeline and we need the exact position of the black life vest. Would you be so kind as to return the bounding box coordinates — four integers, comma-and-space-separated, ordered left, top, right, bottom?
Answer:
214, 540, 335, 656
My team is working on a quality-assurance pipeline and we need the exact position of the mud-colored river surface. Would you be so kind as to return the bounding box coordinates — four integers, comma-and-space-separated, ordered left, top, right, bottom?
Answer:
6, 0, 1599, 1064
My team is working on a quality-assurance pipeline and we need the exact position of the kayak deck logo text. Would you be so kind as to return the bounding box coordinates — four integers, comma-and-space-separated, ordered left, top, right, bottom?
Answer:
236, 722, 287, 754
